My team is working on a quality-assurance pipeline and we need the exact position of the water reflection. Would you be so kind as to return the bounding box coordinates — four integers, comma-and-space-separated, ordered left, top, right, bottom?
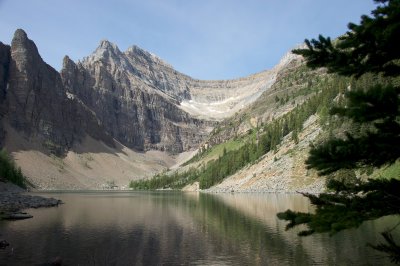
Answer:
0, 191, 397, 265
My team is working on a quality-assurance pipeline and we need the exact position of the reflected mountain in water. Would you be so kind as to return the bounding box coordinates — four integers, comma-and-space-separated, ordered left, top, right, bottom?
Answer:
0, 192, 396, 265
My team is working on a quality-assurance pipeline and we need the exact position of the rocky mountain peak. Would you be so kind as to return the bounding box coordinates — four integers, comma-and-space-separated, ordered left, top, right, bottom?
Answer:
98, 39, 119, 51
0, 28, 317, 189
84, 39, 123, 64
3, 29, 303, 155
125, 45, 172, 68
11, 29, 42, 69
60, 38, 208, 153
13, 29, 28, 41
125, 45, 152, 59
62, 55, 73, 68
274, 45, 305, 71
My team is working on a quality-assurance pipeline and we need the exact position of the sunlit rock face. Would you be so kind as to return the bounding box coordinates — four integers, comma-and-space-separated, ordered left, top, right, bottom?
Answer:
61, 38, 301, 152
61, 41, 211, 153
1, 29, 302, 155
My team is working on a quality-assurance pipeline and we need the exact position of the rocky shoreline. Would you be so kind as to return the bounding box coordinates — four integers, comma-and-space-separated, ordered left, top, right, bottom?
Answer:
0, 181, 62, 253
0, 181, 62, 219
205, 178, 326, 194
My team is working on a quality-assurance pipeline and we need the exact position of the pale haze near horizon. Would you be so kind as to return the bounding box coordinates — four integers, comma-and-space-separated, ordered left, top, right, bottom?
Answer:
0, 0, 375, 80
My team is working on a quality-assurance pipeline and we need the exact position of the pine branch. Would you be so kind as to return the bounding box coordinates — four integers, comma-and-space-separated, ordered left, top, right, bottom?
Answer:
368, 231, 400, 264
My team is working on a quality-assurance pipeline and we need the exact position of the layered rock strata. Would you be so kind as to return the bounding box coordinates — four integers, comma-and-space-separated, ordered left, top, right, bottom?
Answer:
2, 29, 113, 155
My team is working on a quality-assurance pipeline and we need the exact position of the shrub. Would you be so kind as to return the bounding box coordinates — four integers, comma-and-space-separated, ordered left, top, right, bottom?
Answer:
0, 149, 26, 188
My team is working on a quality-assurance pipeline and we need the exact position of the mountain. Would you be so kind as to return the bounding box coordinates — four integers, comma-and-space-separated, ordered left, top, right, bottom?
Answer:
60, 38, 297, 152
1, 29, 113, 155
0, 29, 300, 189
61, 41, 210, 153
130, 50, 341, 193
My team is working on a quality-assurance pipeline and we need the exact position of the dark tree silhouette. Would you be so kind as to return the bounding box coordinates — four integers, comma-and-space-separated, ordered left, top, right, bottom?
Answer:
278, 0, 400, 263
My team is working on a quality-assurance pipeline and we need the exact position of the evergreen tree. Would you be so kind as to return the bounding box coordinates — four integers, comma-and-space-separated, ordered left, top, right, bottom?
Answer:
278, 0, 400, 263
294, 0, 400, 77
0, 149, 26, 188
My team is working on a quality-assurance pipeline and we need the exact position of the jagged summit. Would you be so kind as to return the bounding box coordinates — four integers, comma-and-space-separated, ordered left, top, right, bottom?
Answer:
2, 28, 303, 154
63, 36, 302, 121
0, 28, 307, 189
81, 40, 175, 75
62, 55, 72, 68
83, 39, 124, 64
2, 29, 113, 157
96, 39, 122, 56
13, 28, 28, 40
11, 28, 42, 67
98, 39, 118, 50
125, 45, 173, 68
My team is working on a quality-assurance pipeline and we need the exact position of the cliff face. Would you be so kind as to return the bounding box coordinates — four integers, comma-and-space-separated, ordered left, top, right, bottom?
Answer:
0, 29, 305, 188
0, 29, 303, 156
60, 39, 300, 152
61, 42, 211, 153
0, 42, 10, 146
0, 42, 10, 104
2, 29, 113, 155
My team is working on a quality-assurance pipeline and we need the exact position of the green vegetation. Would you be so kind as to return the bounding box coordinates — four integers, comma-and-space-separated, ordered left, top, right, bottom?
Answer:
0, 149, 26, 188
130, 75, 343, 190
278, 0, 400, 263
306, 81, 400, 174
277, 178, 400, 235
183, 137, 245, 166
373, 161, 400, 180
130, 167, 199, 190
205, 63, 331, 147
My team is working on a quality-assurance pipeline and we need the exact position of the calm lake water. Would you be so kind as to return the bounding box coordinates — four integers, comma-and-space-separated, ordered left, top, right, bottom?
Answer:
0, 191, 398, 265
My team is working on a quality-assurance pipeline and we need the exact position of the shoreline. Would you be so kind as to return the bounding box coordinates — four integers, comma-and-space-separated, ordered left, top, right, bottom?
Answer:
0, 181, 62, 219
22, 187, 325, 194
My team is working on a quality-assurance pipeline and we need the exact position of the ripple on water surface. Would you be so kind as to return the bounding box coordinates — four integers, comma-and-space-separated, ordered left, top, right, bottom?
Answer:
0, 191, 398, 265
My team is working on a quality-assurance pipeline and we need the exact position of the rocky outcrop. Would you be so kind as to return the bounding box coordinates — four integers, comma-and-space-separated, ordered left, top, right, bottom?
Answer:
61, 45, 211, 153
1, 28, 301, 162
0, 28, 313, 189
6, 29, 74, 154
2, 29, 113, 155
0, 181, 62, 220
0, 42, 10, 105
61, 39, 302, 153
206, 116, 325, 194
123, 44, 192, 101
0, 42, 10, 146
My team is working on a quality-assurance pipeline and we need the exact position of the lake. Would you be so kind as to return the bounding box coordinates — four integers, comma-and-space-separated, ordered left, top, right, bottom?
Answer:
0, 191, 398, 265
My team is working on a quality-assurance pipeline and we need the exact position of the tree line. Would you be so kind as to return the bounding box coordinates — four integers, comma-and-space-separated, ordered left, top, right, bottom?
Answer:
130, 74, 344, 190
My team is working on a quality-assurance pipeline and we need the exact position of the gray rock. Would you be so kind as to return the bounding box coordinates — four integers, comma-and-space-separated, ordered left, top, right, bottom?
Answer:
0, 42, 10, 146
1, 29, 298, 156
61, 42, 213, 153
0, 239, 9, 249
1, 29, 113, 155
2, 212, 33, 220
0, 181, 62, 212
0, 42, 10, 104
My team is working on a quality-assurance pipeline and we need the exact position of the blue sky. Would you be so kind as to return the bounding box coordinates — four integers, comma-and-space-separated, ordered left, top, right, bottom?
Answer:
0, 0, 375, 80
